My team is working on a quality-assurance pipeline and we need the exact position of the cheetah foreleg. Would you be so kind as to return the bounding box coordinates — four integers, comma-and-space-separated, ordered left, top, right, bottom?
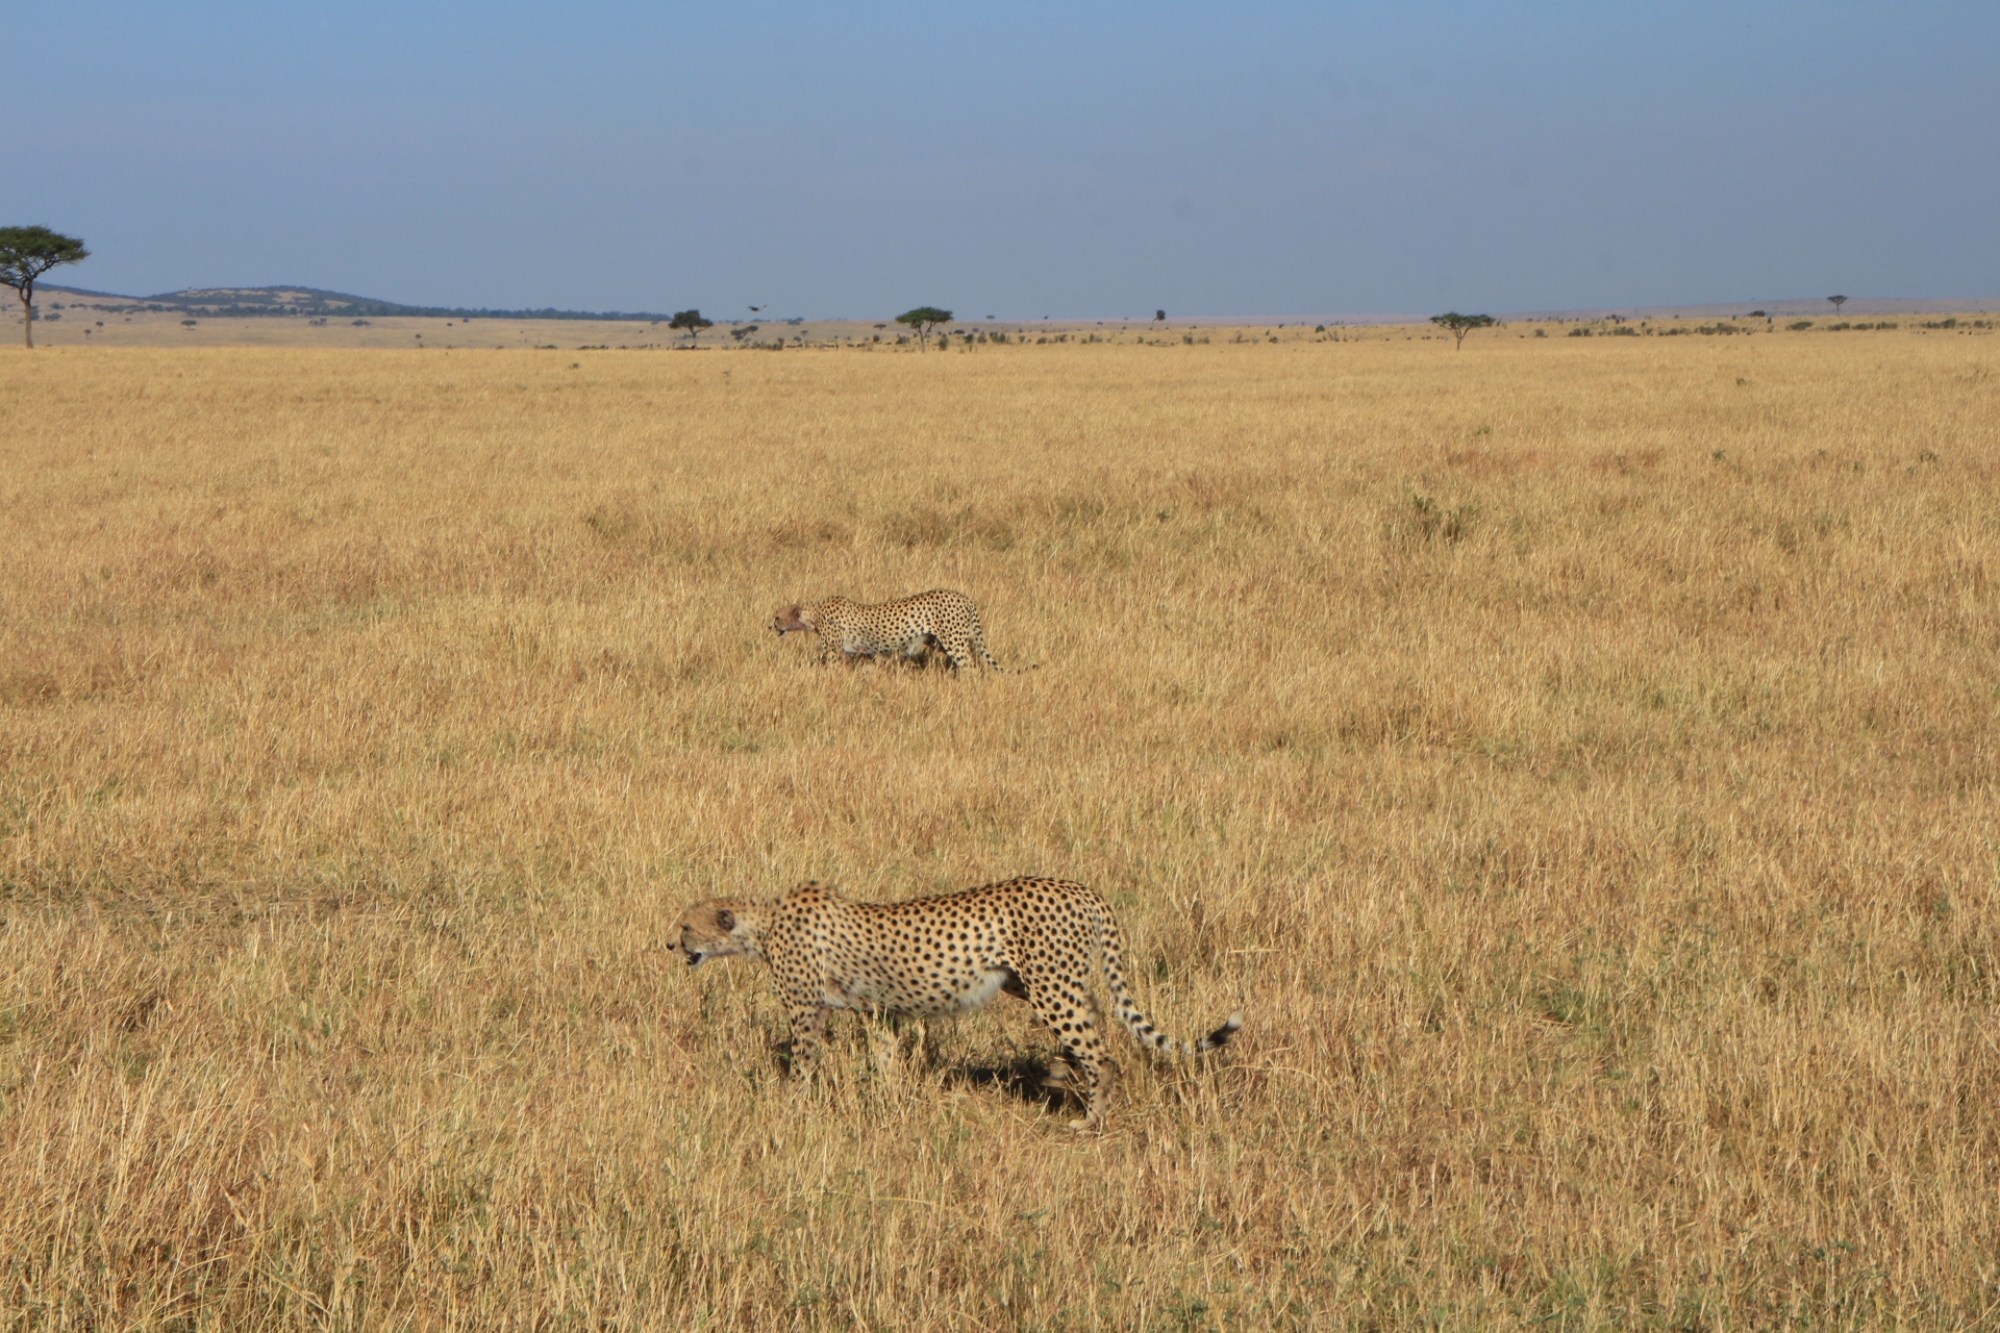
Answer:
783, 994, 831, 1078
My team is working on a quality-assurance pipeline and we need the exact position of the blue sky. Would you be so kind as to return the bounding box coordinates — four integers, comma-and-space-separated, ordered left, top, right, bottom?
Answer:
12, 3, 1996, 318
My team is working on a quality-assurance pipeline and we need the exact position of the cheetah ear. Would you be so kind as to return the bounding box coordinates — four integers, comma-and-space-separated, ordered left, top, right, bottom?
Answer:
715, 908, 736, 932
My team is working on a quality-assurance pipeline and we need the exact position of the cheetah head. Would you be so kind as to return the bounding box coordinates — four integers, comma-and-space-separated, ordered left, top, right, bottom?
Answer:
673, 898, 760, 967
770, 603, 815, 636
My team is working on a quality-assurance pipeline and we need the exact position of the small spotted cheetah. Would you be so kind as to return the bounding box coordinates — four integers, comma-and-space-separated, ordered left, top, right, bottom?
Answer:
673, 877, 1242, 1128
770, 589, 1035, 672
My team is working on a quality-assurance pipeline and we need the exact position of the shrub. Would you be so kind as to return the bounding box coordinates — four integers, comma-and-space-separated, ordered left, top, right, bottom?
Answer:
1395, 490, 1479, 545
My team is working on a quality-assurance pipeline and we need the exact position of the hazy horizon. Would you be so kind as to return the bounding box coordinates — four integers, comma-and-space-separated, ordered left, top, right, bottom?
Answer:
33, 279, 1999, 327
13, 4, 1997, 321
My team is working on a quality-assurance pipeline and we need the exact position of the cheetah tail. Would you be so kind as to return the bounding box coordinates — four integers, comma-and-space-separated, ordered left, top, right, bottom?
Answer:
967, 608, 1037, 673
975, 645, 1038, 673
1095, 902, 1243, 1059
1199, 1011, 1246, 1051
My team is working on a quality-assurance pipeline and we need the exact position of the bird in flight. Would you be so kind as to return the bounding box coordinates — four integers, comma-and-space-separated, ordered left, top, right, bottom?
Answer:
748, 305, 764, 313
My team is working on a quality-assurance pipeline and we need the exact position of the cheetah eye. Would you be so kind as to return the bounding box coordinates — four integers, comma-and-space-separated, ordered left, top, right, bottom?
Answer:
715, 908, 736, 932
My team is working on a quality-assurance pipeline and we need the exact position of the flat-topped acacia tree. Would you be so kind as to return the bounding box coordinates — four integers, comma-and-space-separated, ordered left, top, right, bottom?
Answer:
669, 309, 713, 345
0, 227, 89, 349
1430, 312, 1495, 350
895, 307, 952, 351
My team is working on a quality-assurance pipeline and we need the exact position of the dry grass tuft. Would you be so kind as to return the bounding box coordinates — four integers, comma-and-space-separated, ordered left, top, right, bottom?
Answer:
2, 334, 1998, 1328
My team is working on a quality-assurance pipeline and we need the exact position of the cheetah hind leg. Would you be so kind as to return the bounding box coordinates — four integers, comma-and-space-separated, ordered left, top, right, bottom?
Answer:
1039, 1053, 1120, 1125
929, 630, 973, 672
1019, 977, 1117, 1130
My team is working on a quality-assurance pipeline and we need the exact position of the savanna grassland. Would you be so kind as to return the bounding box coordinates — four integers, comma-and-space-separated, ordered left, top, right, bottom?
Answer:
1, 330, 1997, 1330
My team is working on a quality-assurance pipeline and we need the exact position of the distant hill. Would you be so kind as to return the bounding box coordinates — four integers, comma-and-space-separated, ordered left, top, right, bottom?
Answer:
39, 284, 675, 323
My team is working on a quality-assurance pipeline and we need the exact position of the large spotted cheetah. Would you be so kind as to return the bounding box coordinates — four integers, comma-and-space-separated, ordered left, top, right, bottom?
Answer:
770, 589, 1035, 672
673, 877, 1242, 1128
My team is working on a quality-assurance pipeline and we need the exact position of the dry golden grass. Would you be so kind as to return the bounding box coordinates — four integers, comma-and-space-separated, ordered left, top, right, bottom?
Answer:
1, 333, 1997, 1330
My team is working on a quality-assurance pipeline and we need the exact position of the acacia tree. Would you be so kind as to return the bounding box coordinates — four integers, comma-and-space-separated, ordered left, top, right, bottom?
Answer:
0, 227, 89, 349
895, 306, 952, 351
1827, 295, 1848, 316
669, 308, 713, 345
1429, 311, 1495, 350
